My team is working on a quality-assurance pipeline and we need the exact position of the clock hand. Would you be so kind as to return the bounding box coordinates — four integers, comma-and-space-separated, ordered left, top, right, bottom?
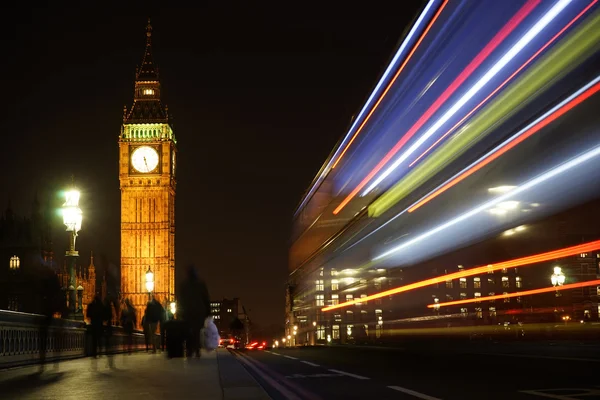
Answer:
143, 156, 149, 171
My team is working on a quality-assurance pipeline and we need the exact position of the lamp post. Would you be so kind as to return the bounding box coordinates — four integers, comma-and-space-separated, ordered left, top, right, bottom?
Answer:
551, 266, 565, 296
169, 301, 176, 319
77, 285, 84, 313
62, 187, 83, 320
145, 266, 154, 301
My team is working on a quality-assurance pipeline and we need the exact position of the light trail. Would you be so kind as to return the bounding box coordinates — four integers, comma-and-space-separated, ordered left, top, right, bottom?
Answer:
293, 0, 445, 217
362, 0, 557, 196
408, 77, 600, 212
408, 0, 599, 168
427, 279, 600, 308
329, 0, 446, 170
369, 10, 600, 218
332, 0, 571, 215
373, 144, 600, 262
322, 240, 600, 311
333, 0, 571, 214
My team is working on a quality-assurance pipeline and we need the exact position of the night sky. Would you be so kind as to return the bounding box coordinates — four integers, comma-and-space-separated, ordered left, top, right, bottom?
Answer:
0, 2, 423, 327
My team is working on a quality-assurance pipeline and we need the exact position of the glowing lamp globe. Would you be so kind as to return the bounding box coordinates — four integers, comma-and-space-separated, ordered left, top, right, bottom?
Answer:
62, 190, 82, 232
145, 268, 154, 293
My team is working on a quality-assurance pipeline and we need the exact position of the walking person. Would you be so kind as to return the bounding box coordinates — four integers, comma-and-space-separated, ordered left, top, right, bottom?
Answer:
159, 301, 167, 351
142, 313, 149, 352
144, 297, 164, 352
178, 265, 211, 358
103, 297, 114, 368
86, 295, 104, 358
121, 299, 136, 354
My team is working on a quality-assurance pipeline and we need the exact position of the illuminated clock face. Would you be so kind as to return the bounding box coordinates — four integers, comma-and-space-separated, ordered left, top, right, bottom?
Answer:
131, 146, 159, 173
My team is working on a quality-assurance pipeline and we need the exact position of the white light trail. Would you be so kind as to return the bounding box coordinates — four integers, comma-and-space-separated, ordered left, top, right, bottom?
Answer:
373, 143, 600, 261
344, 75, 600, 255
293, 0, 440, 217
362, 0, 572, 196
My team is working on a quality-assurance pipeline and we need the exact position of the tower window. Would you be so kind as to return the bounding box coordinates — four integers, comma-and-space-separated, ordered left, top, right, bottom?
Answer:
10, 256, 20, 270
143, 89, 155, 96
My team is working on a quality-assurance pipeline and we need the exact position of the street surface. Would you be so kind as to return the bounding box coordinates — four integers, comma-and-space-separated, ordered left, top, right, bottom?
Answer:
0, 351, 223, 400
236, 342, 600, 400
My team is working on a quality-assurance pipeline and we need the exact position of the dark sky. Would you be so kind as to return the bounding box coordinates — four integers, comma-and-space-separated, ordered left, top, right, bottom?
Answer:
0, 1, 423, 327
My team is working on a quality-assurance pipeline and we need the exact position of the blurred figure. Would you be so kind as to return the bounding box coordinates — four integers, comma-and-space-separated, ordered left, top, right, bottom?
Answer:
121, 298, 137, 354
103, 297, 114, 368
144, 297, 164, 353
160, 300, 167, 351
142, 313, 149, 351
86, 295, 104, 358
38, 268, 62, 373
178, 265, 211, 358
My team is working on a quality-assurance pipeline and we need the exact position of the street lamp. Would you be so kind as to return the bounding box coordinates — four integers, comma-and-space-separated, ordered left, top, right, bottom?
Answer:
145, 266, 154, 300
551, 266, 565, 288
62, 187, 83, 320
169, 301, 176, 315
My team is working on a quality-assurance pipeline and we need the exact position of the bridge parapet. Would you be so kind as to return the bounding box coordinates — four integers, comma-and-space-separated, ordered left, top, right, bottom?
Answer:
0, 310, 147, 368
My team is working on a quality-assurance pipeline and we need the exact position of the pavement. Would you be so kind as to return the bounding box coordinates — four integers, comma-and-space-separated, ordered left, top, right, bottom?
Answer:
236, 344, 600, 400
0, 349, 270, 400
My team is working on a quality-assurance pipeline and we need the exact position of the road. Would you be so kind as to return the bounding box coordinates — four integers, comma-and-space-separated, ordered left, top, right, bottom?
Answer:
234, 342, 600, 400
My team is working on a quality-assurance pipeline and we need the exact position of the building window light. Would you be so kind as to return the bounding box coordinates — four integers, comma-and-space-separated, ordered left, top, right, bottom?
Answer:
459, 278, 467, 288
473, 277, 481, 288
502, 276, 509, 288
358, 294, 367, 305
475, 307, 483, 319
331, 294, 339, 305
316, 280, 324, 291
332, 325, 340, 339
9, 256, 20, 270
315, 295, 324, 307
331, 279, 339, 291
515, 276, 522, 288
143, 88, 155, 95
446, 280, 453, 288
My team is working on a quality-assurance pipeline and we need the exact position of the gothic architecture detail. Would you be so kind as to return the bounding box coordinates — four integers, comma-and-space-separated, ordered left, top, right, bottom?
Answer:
120, 19, 177, 317
57, 251, 101, 322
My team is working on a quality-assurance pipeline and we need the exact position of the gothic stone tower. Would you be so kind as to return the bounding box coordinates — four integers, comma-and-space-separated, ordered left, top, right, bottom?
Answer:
119, 19, 176, 314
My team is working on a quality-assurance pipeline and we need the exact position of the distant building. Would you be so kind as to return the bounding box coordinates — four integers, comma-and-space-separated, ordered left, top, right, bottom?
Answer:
211, 298, 250, 343
57, 251, 104, 323
0, 198, 55, 314
288, 198, 600, 346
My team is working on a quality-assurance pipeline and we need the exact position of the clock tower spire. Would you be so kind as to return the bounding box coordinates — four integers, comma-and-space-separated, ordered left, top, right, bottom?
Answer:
119, 19, 177, 323
124, 18, 169, 124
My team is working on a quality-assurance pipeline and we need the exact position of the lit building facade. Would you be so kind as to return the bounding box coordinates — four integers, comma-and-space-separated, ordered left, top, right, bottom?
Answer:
120, 19, 177, 320
287, 205, 600, 346
211, 298, 250, 343
285, 1, 600, 345
57, 252, 104, 323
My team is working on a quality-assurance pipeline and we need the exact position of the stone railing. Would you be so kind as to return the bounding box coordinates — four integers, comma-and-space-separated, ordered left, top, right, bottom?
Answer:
0, 310, 149, 369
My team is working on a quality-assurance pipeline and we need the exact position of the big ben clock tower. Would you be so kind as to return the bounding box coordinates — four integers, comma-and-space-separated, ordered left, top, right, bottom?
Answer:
119, 19, 176, 314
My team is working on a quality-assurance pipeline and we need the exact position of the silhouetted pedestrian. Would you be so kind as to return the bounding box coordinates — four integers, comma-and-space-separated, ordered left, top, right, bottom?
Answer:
103, 297, 114, 367
178, 265, 211, 358
121, 299, 136, 354
142, 314, 149, 351
87, 295, 104, 358
145, 297, 164, 352
38, 269, 61, 372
